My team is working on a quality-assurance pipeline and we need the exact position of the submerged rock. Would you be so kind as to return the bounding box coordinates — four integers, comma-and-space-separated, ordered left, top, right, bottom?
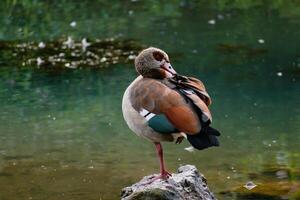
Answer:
216, 43, 268, 57
121, 165, 216, 200
221, 181, 300, 200
0, 37, 144, 69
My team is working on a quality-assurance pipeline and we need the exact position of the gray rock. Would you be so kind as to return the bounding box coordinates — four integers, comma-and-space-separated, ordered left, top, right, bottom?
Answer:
121, 165, 217, 200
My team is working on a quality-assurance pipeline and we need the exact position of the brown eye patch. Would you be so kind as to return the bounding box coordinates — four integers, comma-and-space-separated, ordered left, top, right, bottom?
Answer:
153, 51, 164, 62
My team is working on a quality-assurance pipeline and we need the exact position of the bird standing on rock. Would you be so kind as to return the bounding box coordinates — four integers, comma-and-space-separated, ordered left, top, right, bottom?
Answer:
122, 47, 221, 181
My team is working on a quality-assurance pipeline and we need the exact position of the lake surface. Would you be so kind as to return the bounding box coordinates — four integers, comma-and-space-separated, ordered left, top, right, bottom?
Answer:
0, 1, 299, 199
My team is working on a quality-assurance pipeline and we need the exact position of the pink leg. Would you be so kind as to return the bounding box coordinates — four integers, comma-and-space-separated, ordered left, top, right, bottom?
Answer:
144, 143, 171, 184
142, 142, 171, 185
154, 142, 171, 178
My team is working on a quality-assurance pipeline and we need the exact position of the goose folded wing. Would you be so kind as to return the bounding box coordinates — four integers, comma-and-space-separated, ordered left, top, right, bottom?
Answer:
131, 79, 202, 135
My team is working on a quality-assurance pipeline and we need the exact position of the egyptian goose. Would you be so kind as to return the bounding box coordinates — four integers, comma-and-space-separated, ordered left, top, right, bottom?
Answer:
122, 47, 220, 181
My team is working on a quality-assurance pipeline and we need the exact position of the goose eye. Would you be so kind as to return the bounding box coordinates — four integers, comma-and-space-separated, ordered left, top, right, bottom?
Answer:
153, 51, 164, 62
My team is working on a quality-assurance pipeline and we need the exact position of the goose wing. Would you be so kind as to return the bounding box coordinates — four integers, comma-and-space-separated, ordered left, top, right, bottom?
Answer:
130, 78, 203, 135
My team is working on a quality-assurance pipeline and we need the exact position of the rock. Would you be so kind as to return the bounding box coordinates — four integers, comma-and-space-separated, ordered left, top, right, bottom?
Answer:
121, 165, 217, 200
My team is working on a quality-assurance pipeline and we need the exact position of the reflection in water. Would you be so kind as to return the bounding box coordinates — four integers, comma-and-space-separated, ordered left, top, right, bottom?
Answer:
0, 1, 299, 200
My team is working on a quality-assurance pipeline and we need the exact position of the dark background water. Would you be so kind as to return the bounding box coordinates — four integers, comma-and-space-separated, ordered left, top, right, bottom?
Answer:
0, 1, 299, 199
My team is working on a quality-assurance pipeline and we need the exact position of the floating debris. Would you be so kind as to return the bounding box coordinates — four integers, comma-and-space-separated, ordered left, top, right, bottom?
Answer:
277, 72, 283, 76
38, 42, 46, 48
41, 165, 47, 170
217, 14, 224, 20
128, 55, 136, 60
184, 146, 195, 152
192, 49, 198, 54
276, 151, 288, 165
36, 57, 44, 66
70, 21, 77, 27
81, 38, 91, 52
59, 52, 65, 57
100, 57, 107, 63
276, 170, 288, 179
243, 181, 257, 190
208, 19, 216, 25
128, 10, 134, 15
258, 39, 265, 44
65, 63, 76, 69
64, 36, 74, 49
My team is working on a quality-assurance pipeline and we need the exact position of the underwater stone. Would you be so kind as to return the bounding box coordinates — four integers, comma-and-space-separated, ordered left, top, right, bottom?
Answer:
1, 37, 144, 69
221, 181, 300, 200
121, 165, 216, 200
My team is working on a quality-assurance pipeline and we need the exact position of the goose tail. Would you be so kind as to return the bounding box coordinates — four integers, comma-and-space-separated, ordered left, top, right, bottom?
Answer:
187, 126, 221, 150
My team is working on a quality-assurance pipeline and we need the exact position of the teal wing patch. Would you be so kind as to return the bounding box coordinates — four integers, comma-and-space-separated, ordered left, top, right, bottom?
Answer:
148, 114, 178, 134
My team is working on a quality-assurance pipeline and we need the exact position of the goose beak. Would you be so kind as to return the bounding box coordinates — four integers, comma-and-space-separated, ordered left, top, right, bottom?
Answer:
161, 62, 177, 78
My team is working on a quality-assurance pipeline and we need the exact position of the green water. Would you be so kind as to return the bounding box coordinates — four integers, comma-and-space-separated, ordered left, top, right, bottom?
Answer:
0, 1, 300, 199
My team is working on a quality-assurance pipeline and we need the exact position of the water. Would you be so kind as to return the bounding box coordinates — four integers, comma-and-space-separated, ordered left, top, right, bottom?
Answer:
0, 1, 300, 199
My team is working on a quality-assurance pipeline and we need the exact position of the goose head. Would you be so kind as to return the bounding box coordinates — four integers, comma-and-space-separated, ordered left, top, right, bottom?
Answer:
134, 47, 177, 79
